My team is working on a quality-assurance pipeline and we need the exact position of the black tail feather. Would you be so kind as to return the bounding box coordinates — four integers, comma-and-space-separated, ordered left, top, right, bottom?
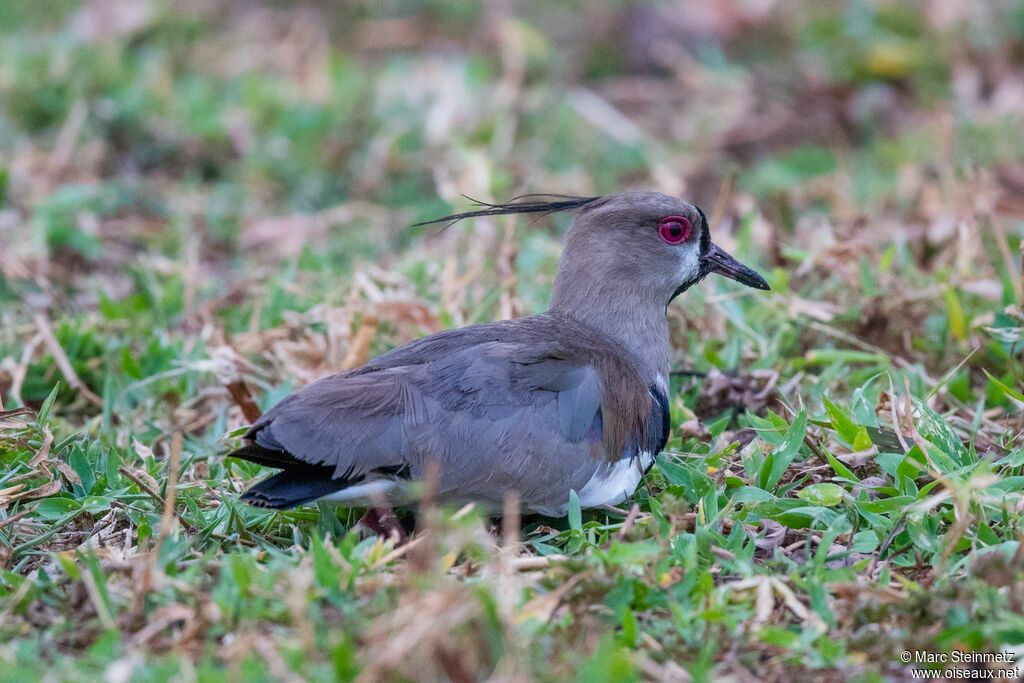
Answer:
240, 469, 350, 510
229, 442, 304, 469
230, 442, 351, 510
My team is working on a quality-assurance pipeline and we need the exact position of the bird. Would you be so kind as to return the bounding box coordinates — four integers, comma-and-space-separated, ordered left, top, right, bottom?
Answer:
228, 191, 769, 516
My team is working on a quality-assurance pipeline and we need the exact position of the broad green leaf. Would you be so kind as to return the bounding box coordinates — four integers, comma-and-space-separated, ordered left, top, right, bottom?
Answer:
906, 523, 942, 554
656, 455, 689, 488
761, 410, 807, 490
852, 530, 879, 553
531, 541, 562, 556
731, 486, 777, 504
976, 521, 1000, 546
990, 476, 1024, 492
851, 377, 882, 426
33, 496, 81, 520
601, 540, 660, 565
311, 534, 336, 588
55, 553, 81, 580
797, 483, 844, 507
858, 496, 915, 513
770, 506, 842, 528
913, 398, 970, 467
80, 496, 112, 515
759, 626, 801, 648
68, 446, 94, 494
823, 396, 858, 444
230, 554, 252, 594
853, 426, 873, 451
824, 450, 858, 481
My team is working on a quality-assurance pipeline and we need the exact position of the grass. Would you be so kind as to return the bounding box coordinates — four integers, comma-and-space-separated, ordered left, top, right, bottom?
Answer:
1, 1, 1023, 680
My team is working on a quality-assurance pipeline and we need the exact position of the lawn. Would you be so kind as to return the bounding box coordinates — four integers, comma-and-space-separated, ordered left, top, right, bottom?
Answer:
1, 1, 1023, 680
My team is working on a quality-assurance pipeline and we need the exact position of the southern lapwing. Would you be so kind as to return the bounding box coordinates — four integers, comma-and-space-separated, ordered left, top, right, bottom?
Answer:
229, 192, 769, 516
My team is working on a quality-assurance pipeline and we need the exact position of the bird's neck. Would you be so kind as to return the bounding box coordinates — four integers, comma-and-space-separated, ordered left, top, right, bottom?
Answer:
549, 284, 671, 391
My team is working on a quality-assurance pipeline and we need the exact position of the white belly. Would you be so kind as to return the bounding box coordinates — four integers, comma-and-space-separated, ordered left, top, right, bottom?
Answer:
578, 451, 653, 507
526, 451, 653, 516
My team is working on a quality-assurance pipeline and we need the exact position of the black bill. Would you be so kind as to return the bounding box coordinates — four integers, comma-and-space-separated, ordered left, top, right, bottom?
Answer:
703, 242, 770, 290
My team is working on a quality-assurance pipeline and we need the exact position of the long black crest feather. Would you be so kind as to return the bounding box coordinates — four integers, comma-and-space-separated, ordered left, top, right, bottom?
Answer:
413, 193, 602, 230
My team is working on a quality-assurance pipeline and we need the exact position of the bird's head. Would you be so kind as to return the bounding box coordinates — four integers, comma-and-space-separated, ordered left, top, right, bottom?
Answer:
558, 191, 769, 307
417, 191, 768, 315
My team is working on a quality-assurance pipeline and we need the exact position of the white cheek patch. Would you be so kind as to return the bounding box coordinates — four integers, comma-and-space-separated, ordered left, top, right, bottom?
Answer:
675, 245, 702, 286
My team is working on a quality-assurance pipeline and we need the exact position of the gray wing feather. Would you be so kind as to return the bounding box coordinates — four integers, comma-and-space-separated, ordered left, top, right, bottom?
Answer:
249, 372, 408, 479
246, 338, 606, 494
555, 367, 602, 442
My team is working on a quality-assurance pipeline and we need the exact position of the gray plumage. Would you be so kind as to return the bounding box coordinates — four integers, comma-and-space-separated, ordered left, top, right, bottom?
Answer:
230, 191, 768, 515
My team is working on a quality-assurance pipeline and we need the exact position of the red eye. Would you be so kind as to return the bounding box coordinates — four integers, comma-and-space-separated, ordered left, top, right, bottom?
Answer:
658, 216, 692, 245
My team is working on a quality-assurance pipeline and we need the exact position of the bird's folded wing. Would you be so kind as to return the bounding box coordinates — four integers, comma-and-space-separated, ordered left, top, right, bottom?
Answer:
236, 337, 625, 483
